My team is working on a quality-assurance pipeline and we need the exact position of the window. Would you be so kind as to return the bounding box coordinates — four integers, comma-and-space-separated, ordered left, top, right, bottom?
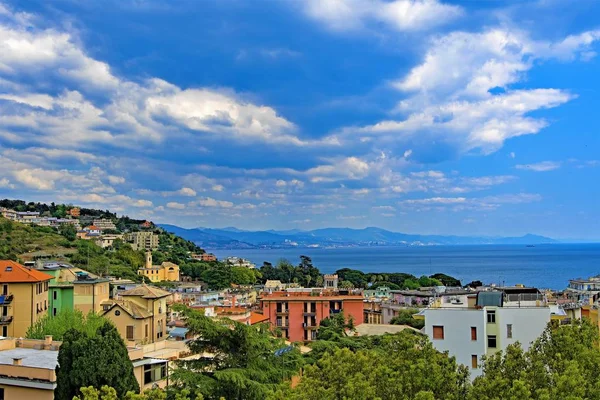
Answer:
115, 310, 121, 316
126, 326, 134, 340
2, 285, 7, 296
1, 326, 6, 337
507, 324, 513, 339
0, 387, 4, 400
53, 291, 57, 300
433, 325, 444, 340
471, 326, 477, 341
53, 308, 57, 317
487, 335, 497, 348
487, 310, 496, 324
471, 355, 478, 369
145, 324, 149, 339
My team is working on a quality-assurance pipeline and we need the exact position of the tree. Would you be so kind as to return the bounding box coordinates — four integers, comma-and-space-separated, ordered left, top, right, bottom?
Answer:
339, 280, 354, 289
469, 320, 600, 400
279, 332, 469, 400
55, 321, 139, 400
170, 305, 304, 400
430, 273, 461, 287
390, 308, 425, 329
26, 309, 105, 341
59, 223, 77, 241
73, 386, 203, 400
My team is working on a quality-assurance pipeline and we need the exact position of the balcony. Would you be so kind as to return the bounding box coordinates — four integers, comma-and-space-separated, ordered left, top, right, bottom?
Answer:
0, 294, 13, 305
275, 321, 289, 329
330, 309, 342, 314
0, 316, 13, 325
275, 310, 289, 316
303, 323, 318, 330
303, 311, 316, 316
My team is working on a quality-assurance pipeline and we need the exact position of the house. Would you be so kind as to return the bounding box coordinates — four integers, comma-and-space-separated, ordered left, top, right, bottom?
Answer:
565, 276, 600, 304
15, 211, 40, 224
0, 208, 17, 221
191, 253, 217, 262
125, 231, 159, 251
224, 257, 255, 268
0, 261, 53, 337
37, 263, 110, 316
0, 336, 59, 400
363, 300, 383, 324
139, 220, 152, 229
92, 219, 117, 232
264, 280, 286, 292
95, 233, 124, 249
138, 252, 179, 283
68, 207, 80, 218
102, 284, 172, 344
416, 287, 553, 379
83, 225, 101, 235
260, 288, 364, 342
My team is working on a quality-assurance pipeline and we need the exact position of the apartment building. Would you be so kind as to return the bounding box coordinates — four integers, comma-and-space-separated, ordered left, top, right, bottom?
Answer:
39, 263, 110, 316
260, 289, 364, 342
418, 287, 552, 378
125, 231, 159, 251
92, 219, 117, 231
0, 261, 53, 338
102, 284, 171, 344
138, 252, 179, 283
363, 300, 383, 324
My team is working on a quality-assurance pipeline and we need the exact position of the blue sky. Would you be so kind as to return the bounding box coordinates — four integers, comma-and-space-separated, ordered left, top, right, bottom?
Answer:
0, 0, 599, 239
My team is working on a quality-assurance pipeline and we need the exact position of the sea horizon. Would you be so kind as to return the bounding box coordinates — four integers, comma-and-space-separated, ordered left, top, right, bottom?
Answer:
208, 243, 600, 290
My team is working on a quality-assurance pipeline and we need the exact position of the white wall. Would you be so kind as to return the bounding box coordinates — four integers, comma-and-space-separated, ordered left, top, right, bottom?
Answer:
423, 309, 486, 378
496, 307, 550, 351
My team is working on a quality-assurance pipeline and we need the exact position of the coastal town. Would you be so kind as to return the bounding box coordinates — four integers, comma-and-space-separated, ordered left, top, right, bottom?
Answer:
0, 201, 599, 398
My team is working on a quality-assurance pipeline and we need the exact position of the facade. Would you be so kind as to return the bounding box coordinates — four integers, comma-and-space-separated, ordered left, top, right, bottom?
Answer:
138, 252, 180, 283
0, 336, 59, 400
125, 231, 159, 251
566, 276, 600, 303
0, 261, 52, 338
363, 300, 383, 324
191, 253, 217, 262
40, 264, 110, 316
92, 219, 117, 231
260, 289, 364, 342
418, 288, 552, 378
68, 207, 80, 217
102, 284, 171, 344
224, 257, 255, 268
95, 234, 124, 249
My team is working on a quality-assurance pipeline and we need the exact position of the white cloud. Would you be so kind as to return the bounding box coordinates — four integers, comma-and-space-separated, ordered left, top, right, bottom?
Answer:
108, 175, 126, 185
212, 184, 224, 192
166, 201, 186, 209
303, 0, 462, 32
190, 197, 234, 208
510, 152, 516, 159
177, 187, 197, 197
516, 161, 561, 172
0, 177, 14, 188
399, 192, 541, 211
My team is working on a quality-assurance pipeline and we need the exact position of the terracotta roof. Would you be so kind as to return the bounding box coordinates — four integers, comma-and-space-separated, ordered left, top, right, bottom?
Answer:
120, 283, 171, 299
249, 312, 269, 325
85, 225, 99, 230
0, 260, 53, 283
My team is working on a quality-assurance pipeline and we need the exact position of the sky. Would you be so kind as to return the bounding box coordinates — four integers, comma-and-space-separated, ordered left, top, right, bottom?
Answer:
0, 0, 599, 239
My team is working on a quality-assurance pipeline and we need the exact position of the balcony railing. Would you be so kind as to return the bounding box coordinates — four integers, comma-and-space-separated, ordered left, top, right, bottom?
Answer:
303, 323, 318, 329
275, 309, 289, 315
330, 309, 342, 314
0, 316, 13, 325
303, 311, 316, 316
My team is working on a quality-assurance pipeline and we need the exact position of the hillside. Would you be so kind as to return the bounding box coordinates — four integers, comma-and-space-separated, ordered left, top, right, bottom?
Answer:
158, 225, 558, 249
0, 199, 206, 281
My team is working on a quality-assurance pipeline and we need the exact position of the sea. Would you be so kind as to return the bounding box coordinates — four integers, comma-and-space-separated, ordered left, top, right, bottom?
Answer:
208, 244, 600, 290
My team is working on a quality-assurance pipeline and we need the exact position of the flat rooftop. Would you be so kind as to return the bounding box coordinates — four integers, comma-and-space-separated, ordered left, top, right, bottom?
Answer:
0, 348, 58, 370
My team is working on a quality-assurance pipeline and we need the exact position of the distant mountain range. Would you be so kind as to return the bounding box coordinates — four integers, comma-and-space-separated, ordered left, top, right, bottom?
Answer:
158, 225, 558, 249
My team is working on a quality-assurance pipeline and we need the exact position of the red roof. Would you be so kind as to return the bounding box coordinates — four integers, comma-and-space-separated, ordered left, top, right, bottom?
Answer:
86, 225, 99, 230
0, 260, 53, 283
250, 312, 270, 325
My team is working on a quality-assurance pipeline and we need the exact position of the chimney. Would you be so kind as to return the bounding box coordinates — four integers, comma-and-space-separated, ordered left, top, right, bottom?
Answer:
12, 358, 22, 366
146, 251, 152, 269
44, 335, 52, 349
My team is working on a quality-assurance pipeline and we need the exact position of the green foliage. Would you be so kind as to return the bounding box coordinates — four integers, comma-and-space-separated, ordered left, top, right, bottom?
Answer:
430, 273, 462, 286
59, 223, 77, 241
170, 305, 304, 400
259, 256, 321, 287
336, 268, 453, 290
55, 322, 139, 400
389, 308, 425, 329
26, 309, 106, 340
470, 319, 600, 400
278, 331, 469, 400
0, 216, 70, 260
74, 386, 205, 400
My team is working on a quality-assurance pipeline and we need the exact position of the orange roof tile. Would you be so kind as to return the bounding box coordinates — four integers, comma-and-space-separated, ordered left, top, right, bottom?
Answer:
249, 312, 269, 325
0, 260, 53, 283
86, 225, 99, 230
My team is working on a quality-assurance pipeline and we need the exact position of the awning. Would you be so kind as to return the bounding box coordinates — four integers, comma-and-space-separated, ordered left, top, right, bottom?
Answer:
168, 327, 189, 338
132, 358, 168, 368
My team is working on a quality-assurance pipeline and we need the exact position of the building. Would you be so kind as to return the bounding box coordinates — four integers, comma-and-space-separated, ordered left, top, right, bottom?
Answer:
417, 287, 553, 379
138, 252, 180, 283
125, 231, 159, 251
0, 208, 17, 221
191, 253, 217, 262
363, 300, 383, 324
260, 288, 364, 342
0, 261, 52, 338
565, 276, 600, 304
68, 207, 80, 218
95, 234, 124, 249
224, 257, 255, 268
0, 336, 59, 400
15, 212, 40, 224
364, 286, 391, 300
139, 220, 152, 229
92, 219, 117, 232
102, 284, 171, 344
37, 263, 110, 316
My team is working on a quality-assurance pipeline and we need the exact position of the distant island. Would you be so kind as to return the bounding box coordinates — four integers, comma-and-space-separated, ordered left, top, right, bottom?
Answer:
158, 224, 557, 249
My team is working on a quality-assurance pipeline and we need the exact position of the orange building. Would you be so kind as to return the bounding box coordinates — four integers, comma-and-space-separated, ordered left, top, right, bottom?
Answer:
260, 290, 364, 342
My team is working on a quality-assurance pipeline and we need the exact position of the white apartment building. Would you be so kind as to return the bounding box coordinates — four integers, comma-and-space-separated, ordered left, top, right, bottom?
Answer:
92, 219, 117, 231
419, 288, 552, 379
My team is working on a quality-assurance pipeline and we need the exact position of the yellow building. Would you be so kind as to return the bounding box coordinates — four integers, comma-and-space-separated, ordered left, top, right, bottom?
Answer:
0, 261, 52, 338
102, 284, 171, 344
138, 252, 179, 283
